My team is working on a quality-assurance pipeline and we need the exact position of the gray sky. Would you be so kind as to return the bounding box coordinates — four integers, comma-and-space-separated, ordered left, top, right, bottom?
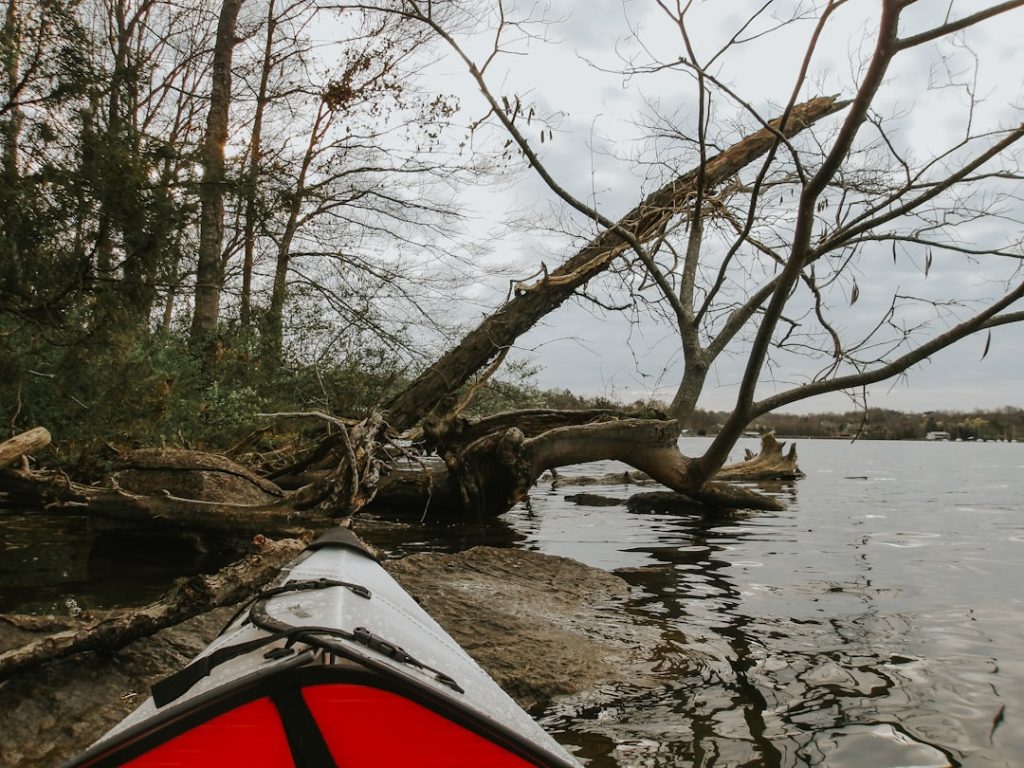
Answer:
418, 0, 1024, 414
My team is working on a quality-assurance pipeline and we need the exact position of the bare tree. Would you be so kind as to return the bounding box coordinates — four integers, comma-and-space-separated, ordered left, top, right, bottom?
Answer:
308, 0, 1024, 516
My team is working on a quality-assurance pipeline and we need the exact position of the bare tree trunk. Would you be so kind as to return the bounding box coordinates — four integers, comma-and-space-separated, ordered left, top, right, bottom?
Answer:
191, 0, 246, 344
383, 96, 848, 431
263, 101, 327, 362
240, 0, 275, 331
1, 0, 22, 291
1, 0, 19, 182
420, 418, 785, 517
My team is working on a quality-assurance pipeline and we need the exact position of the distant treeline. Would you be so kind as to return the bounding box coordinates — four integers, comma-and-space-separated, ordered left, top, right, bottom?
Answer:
528, 389, 1023, 442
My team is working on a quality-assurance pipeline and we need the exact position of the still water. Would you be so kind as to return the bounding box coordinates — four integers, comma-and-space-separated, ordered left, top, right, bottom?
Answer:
511, 438, 1024, 767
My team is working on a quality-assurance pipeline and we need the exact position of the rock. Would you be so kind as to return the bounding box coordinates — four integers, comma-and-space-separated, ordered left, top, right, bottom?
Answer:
386, 547, 658, 709
0, 606, 236, 767
563, 493, 623, 507
0, 547, 658, 765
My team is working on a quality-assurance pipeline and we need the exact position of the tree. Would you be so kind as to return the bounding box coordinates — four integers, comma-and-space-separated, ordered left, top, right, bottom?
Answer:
307, 0, 1024, 516
0, 0, 93, 319
190, 0, 245, 345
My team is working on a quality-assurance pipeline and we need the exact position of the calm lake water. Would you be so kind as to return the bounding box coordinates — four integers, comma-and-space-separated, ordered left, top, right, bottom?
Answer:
514, 438, 1024, 768
2, 437, 1022, 767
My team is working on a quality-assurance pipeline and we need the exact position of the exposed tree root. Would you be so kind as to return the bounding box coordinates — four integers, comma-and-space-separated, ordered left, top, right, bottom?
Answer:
369, 418, 789, 518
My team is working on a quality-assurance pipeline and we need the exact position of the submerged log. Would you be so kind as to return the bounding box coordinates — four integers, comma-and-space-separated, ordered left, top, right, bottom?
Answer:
627, 491, 727, 516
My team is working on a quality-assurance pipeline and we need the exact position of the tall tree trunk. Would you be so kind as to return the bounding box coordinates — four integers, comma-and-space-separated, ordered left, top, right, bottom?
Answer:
384, 96, 849, 431
240, 0, 275, 331
263, 100, 327, 364
2, 0, 19, 182
1, 0, 22, 294
191, 0, 246, 345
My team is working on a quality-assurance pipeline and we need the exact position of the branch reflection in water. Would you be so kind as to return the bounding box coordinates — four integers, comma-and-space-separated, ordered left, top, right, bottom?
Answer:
511, 437, 1021, 768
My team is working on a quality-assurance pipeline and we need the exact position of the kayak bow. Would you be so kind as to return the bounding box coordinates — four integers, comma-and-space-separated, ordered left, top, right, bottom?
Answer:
66, 528, 582, 768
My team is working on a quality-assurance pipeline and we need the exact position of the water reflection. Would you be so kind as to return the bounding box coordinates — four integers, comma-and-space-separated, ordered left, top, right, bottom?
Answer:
513, 440, 1021, 767
530, 507, 972, 767
0, 516, 239, 614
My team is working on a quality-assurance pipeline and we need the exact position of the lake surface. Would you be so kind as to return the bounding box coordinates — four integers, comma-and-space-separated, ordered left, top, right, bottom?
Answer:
2, 438, 1022, 766
512, 438, 1024, 767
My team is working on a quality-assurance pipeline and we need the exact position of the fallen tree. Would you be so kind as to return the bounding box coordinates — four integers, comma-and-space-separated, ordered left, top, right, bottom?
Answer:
0, 100, 839, 529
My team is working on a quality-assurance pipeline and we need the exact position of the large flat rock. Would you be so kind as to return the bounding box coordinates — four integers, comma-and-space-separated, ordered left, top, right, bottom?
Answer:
387, 546, 659, 709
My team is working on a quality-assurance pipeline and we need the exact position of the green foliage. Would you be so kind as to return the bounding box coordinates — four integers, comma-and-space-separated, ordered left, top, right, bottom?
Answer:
0, 318, 408, 457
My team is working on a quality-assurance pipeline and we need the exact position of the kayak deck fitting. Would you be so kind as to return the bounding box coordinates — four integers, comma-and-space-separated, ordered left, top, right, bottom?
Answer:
65, 527, 582, 768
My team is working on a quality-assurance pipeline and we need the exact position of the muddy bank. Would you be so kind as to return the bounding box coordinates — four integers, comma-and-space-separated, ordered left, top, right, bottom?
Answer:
0, 546, 658, 766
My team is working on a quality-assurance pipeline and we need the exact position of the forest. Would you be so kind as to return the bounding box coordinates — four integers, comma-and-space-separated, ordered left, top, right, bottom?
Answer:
3, 0, 1024, 519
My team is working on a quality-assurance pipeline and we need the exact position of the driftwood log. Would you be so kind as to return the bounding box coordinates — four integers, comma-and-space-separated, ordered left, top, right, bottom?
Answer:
0, 466, 334, 537
0, 535, 307, 682
717, 433, 804, 481
0, 427, 50, 468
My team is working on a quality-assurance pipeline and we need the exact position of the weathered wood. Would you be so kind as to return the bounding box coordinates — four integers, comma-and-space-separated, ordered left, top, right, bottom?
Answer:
716, 432, 804, 481
367, 419, 795, 517
420, 419, 783, 515
425, 408, 663, 451
0, 536, 306, 682
0, 427, 50, 467
0, 467, 333, 537
114, 448, 284, 498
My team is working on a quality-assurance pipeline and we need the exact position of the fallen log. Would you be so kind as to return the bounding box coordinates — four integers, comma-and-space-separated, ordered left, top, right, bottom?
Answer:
0, 427, 51, 468
371, 418, 786, 518
0, 535, 307, 682
0, 467, 334, 537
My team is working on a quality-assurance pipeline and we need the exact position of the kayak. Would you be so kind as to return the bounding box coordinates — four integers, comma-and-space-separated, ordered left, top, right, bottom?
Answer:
65, 527, 582, 767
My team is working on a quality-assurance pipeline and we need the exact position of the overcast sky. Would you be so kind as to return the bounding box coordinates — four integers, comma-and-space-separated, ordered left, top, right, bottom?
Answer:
346, 1, 1024, 414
